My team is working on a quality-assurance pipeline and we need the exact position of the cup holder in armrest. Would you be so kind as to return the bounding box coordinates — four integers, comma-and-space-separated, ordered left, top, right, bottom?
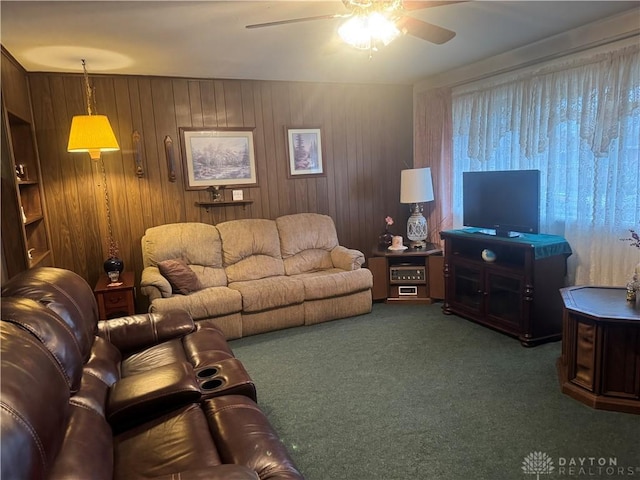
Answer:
200, 378, 226, 390
196, 367, 219, 379
194, 358, 257, 401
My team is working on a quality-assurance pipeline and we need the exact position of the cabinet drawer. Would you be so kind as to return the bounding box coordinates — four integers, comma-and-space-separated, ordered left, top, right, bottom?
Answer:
102, 290, 130, 308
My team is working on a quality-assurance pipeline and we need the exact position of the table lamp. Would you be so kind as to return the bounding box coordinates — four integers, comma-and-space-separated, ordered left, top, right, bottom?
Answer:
400, 167, 434, 248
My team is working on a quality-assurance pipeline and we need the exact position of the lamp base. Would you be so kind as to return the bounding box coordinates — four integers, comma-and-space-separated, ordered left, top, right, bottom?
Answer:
406, 203, 428, 248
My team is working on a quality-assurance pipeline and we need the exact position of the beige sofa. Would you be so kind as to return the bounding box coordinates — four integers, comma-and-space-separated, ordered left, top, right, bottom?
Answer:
140, 213, 373, 339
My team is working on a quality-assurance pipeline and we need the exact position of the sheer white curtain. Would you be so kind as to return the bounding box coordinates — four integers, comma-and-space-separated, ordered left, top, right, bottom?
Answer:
452, 42, 640, 286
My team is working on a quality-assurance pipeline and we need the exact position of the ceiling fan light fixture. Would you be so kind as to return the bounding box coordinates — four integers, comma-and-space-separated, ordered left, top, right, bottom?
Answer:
338, 12, 400, 50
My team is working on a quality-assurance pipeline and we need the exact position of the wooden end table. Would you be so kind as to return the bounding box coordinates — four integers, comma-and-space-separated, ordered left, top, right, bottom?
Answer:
558, 286, 640, 414
368, 244, 443, 305
94, 271, 136, 320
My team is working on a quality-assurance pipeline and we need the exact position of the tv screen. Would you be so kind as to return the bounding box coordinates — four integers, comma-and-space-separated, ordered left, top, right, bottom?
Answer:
463, 170, 540, 237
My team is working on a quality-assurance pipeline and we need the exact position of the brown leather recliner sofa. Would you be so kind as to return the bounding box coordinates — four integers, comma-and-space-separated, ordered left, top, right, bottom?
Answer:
1, 267, 303, 480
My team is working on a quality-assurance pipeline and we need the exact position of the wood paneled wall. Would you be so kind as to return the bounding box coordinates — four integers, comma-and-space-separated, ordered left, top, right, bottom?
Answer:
28, 72, 414, 286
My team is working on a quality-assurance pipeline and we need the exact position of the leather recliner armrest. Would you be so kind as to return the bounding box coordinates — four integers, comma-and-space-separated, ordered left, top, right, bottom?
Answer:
98, 310, 195, 355
107, 362, 201, 432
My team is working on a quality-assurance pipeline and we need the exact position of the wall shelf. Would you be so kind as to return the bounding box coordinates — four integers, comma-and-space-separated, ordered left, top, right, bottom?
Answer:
28, 249, 52, 269
195, 200, 253, 212
23, 214, 44, 226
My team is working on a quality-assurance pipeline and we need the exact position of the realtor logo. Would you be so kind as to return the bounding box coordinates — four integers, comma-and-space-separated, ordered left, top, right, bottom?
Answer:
522, 451, 555, 479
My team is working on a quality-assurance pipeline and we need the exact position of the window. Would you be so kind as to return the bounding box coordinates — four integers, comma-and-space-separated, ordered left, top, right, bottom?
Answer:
452, 44, 640, 285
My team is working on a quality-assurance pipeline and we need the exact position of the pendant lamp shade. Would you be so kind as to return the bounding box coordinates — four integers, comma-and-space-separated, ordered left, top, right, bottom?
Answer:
67, 114, 120, 160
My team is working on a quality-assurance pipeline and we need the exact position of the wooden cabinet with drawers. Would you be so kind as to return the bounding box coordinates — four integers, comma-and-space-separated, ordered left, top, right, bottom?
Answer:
94, 271, 136, 320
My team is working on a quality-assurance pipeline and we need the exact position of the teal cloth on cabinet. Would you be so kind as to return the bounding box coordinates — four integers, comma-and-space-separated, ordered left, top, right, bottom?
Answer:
445, 228, 572, 260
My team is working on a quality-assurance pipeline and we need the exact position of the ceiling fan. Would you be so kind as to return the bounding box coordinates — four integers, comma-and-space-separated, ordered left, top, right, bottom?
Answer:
246, 1, 462, 52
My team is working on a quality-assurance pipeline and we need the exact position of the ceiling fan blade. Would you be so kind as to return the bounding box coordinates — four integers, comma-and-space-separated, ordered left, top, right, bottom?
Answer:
246, 13, 347, 29
396, 16, 456, 44
402, 1, 468, 11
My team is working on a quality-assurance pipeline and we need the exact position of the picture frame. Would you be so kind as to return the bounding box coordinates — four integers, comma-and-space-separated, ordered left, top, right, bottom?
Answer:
287, 128, 324, 178
179, 127, 258, 190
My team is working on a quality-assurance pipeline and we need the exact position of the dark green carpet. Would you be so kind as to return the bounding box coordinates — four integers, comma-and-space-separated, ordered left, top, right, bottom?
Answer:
230, 303, 640, 480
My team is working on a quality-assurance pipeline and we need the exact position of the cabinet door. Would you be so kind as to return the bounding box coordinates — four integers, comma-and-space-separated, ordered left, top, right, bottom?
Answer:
485, 268, 524, 329
450, 258, 483, 315
368, 256, 388, 301
428, 255, 445, 300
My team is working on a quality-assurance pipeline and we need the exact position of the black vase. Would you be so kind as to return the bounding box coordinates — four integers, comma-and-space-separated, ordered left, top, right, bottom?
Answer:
103, 257, 124, 274
378, 229, 393, 250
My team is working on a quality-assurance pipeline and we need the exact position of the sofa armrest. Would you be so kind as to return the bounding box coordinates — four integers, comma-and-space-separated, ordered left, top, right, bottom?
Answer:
150, 465, 260, 480
331, 245, 365, 271
141, 266, 172, 299
97, 310, 195, 355
107, 362, 201, 433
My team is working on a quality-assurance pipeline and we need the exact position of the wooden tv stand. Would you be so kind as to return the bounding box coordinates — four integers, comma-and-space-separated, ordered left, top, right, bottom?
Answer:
440, 229, 572, 346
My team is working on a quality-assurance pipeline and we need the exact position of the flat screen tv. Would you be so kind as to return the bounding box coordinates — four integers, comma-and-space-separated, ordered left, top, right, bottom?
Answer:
463, 169, 540, 237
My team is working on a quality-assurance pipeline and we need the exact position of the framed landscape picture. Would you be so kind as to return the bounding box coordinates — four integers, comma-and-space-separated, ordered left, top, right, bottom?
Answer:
287, 128, 324, 178
180, 127, 257, 190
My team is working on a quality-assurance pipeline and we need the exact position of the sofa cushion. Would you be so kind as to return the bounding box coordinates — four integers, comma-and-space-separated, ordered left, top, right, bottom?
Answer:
276, 213, 340, 275
114, 403, 222, 478
191, 264, 229, 289
48, 403, 114, 480
142, 222, 223, 268
292, 268, 373, 301
1, 297, 85, 393
149, 286, 242, 320
229, 277, 304, 313
282, 248, 334, 276
217, 219, 285, 282
119, 338, 189, 377
1, 268, 98, 363
0, 322, 73, 480
158, 259, 203, 295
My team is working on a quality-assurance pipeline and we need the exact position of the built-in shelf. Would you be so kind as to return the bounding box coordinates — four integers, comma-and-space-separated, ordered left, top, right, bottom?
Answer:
2, 47, 54, 277
28, 249, 52, 268
24, 214, 43, 226
195, 200, 253, 212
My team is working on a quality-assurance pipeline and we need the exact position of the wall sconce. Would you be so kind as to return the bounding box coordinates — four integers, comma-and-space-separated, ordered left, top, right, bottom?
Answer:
400, 167, 434, 248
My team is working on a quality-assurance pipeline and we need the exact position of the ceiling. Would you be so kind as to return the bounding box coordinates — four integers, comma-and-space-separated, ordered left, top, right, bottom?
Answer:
1, 1, 638, 85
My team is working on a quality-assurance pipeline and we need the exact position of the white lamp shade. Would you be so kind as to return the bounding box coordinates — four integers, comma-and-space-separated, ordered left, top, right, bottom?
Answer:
400, 168, 434, 204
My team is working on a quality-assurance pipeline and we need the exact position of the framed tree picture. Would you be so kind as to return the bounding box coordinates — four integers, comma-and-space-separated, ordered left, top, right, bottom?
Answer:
179, 127, 258, 190
287, 128, 324, 178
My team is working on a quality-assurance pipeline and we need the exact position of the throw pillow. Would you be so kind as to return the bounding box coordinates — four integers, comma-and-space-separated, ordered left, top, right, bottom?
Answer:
157, 259, 202, 295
